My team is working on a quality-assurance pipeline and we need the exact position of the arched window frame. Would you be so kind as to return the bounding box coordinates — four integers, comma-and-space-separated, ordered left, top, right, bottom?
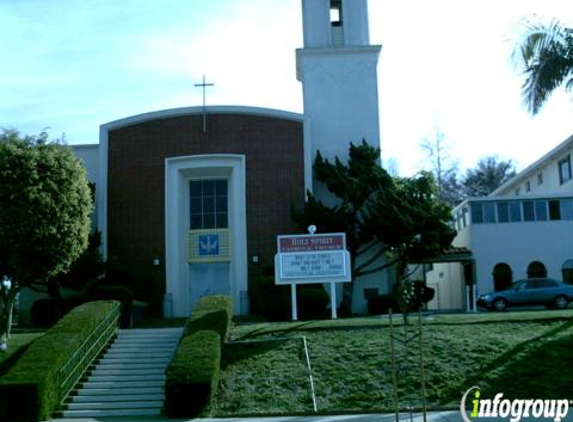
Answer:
492, 262, 513, 291
527, 261, 547, 279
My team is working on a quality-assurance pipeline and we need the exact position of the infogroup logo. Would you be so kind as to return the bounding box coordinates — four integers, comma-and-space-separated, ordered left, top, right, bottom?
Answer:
460, 387, 571, 422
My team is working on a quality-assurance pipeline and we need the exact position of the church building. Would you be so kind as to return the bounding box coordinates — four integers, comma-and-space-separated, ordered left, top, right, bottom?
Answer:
71, 0, 383, 317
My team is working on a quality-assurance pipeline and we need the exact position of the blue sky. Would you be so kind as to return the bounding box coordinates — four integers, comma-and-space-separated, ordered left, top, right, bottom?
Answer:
1, 0, 572, 176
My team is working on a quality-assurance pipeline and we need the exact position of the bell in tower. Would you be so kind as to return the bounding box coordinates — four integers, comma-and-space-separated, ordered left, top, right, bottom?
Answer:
301, 0, 372, 49
330, 0, 344, 46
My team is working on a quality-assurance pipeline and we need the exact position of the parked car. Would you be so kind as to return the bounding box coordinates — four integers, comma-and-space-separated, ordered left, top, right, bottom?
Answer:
477, 278, 573, 311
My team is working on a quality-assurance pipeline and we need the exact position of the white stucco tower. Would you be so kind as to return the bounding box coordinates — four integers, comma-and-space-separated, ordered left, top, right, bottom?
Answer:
296, 0, 382, 168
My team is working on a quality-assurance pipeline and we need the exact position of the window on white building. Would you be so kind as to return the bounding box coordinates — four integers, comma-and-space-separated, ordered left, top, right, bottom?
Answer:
527, 261, 547, 278
471, 203, 496, 224
562, 260, 573, 285
561, 198, 573, 220
497, 202, 509, 223
559, 156, 572, 185
469, 197, 573, 224
471, 203, 483, 224
535, 200, 548, 221
523, 201, 535, 221
483, 203, 496, 223
509, 201, 521, 222
549, 199, 561, 220
493, 262, 513, 291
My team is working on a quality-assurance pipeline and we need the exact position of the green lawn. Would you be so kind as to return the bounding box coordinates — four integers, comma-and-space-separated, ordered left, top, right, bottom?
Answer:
0, 332, 43, 376
210, 310, 573, 416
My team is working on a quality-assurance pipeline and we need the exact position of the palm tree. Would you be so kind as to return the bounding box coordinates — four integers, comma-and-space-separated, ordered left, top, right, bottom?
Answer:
513, 18, 573, 115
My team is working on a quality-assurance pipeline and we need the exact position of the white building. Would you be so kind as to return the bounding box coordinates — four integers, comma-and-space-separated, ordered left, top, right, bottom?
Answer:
426, 134, 573, 310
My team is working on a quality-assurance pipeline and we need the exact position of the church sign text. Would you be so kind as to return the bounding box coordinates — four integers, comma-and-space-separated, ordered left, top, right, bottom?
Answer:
276, 233, 350, 282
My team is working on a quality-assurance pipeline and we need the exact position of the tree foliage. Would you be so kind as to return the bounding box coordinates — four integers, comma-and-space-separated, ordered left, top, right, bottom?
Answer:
513, 18, 573, 115
420, 128, 463, 207
292, 142, 456, 313
0, 129, 93, 348
462, 156, 516, 198
420, 137, 517, 204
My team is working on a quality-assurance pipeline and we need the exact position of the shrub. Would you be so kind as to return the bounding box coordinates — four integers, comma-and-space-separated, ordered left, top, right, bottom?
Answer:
85, 284, 133, 328
248, 274, 290, 321
406, 280, 435, 311
368, 294, 400, 315
298, 285, 330, 320
0, 301, 120, 421
165, 295, 232, 417
369, 282, 436, 315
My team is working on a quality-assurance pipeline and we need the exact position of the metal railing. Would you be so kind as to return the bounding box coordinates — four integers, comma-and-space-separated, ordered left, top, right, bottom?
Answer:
57, 303, 120, 403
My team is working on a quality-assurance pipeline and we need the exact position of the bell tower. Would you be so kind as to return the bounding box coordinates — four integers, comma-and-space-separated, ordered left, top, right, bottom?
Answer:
297, 0, 381, 167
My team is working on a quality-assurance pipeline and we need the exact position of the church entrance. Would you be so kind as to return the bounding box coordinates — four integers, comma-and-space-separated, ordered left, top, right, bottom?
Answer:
165, 154, 248, 317
187, 179, 231, 310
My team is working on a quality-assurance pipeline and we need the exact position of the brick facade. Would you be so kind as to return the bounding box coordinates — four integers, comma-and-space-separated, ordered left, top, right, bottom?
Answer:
107, 112, 305, 314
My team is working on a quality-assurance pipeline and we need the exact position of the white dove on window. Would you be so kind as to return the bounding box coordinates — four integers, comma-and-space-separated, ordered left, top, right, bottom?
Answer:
199, 235, 219, 255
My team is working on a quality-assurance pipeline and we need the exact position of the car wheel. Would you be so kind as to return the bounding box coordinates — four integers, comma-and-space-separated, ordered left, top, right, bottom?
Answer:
493, 298, 507, 311
553, 295, 568, 310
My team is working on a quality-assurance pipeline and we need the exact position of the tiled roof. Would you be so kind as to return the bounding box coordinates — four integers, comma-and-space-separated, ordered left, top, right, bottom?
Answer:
417, 246, 473, 263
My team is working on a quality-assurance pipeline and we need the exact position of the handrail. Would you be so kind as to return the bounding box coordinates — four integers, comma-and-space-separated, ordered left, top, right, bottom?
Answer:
57, 303, 120, 403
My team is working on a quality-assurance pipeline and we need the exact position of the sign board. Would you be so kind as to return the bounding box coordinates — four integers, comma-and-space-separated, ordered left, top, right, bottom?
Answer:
275, 232, 352, 321
276, 233, 351, 283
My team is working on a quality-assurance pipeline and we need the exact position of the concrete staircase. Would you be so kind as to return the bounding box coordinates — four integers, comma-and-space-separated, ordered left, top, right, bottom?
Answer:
59, 327, 183, 418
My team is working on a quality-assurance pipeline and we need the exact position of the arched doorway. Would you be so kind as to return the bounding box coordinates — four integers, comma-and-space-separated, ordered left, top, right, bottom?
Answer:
527, 261, 547, 278
493, 263, 513, 291
562, 260, 573, 284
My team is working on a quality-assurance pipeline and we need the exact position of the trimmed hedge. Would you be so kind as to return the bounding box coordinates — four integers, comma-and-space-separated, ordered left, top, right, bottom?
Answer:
0, 301, 120, 421
165, 295, 233, 417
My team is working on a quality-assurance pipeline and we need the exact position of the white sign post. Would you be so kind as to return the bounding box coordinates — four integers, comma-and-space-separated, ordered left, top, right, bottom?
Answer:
275, 230, 351, 321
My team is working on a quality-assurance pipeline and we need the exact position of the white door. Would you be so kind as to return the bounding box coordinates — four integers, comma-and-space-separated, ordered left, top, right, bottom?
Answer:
188, 179, 231, 311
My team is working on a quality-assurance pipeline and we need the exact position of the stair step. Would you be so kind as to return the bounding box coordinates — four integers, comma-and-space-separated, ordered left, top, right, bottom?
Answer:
95, 358, 172, 369
81, 380, 165, 389
114, 336, 180, 342
67, 400, 164, 410
69, 393, 164, 403
93, 362, 168, 370
68, 394, 165, 409
90, 368, 166, 376
97, 353, 173, 364
114, 334, 180, 340
108, 347, 176, 353
115, 333, 182, 340
118, 327, 183, 334
110, 345, 177, 351
59, 328, 183, 418
60, 408, 161, 418
112, 337, 179, 347
87, 374, 166, 382
90, 360, 170, 371
73, 387, 164, 396
107, 345, 177, 351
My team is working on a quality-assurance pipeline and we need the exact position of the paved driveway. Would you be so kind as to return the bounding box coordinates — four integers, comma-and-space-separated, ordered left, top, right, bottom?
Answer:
50, 409, 573, 422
